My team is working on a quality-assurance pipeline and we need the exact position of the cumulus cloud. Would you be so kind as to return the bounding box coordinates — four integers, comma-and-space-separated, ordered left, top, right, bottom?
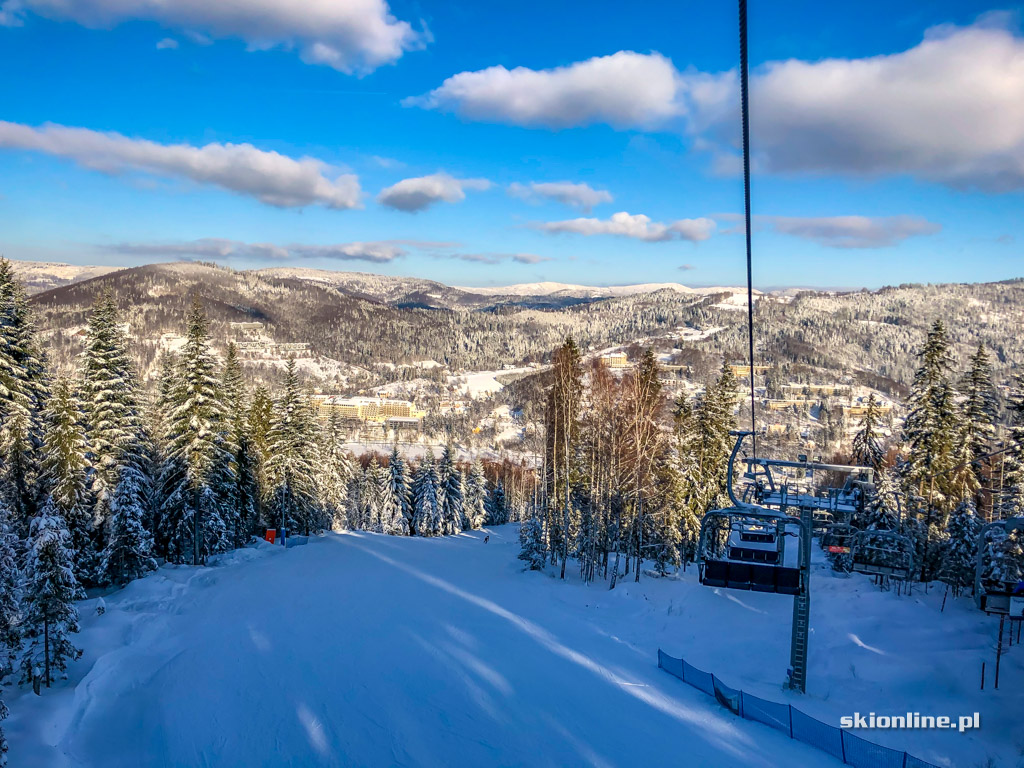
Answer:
0, 0, 424, 73
405, 51, 683, 129
0, 120, 361, 209
377, 173, 490, 212
409, 20, 1024, 191
107, 238, 404, 263
508, 181, 612, 212
763, 215, 940, 249
687, 20, 1024, 191
155, 37, 177, 50
537, 211, 715, 243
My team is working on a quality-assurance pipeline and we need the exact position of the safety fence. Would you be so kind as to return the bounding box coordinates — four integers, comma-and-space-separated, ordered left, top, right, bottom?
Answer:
657, 650, 940, 768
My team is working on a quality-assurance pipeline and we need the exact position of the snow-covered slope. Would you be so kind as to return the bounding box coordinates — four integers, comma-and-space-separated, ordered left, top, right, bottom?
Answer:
458, 281, 699, 297
7, 528, 1017, 767
7, 259, 123, 294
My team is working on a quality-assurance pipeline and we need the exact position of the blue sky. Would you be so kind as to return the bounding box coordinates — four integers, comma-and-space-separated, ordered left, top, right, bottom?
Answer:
0, 0, 1021, 288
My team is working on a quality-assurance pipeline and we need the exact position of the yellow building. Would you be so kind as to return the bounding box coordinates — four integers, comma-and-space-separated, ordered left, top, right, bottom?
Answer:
729, 364, 770, 378
600, 352, 629, 369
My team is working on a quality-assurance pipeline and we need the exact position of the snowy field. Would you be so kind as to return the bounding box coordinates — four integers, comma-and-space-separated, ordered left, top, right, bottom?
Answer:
7, 527, 1020, 767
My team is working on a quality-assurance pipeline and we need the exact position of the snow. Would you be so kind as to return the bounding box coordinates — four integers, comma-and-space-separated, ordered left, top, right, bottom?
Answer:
7, 530, 1020, 767
457, 281, 698, 298
451, 366, 536, 398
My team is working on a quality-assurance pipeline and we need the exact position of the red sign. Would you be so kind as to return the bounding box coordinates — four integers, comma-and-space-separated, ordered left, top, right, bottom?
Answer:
828, 545, 850, 554
264, 529, 276, 544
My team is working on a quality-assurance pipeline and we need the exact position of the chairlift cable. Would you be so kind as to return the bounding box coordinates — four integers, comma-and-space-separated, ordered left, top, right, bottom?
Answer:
739, 0, 758, 459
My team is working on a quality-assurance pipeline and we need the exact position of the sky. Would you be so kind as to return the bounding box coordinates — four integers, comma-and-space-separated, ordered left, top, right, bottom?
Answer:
0, 0, 1021, 289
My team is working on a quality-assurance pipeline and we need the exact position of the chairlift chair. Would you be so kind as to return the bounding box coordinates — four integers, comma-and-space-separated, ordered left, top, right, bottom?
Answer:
974, 518, 1024, 615
698, 507, 805, 595
696, 432, 809, 597
850, 529, 914, 580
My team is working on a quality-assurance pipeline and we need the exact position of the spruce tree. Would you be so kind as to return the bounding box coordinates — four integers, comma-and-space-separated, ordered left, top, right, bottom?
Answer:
438, 445, 464, 534
0, 259, 48, 527
40, 375, 92, 581
518, 513, 546, 570
247, 385, 274, 529
158, 298, 235, 563
264, 358, 321, 537
999, 374, 1024, 518
411, 453, 442, 536
20, 498, 83, 690
902, 321, 965, 580
319, 408, 353, 530
851, 393, 885, 471
387, 446, 412, 533
939, 499, 980, 597
465, 459, 487, 529
485, 479, 508, 525
79, 289, 144, 534
961, 344, 996, 505
363, 458, 384, 533
221, 343, 257, 547
0, 500, 20, 679
378, 452, 407, 535
98, 464, 157, 587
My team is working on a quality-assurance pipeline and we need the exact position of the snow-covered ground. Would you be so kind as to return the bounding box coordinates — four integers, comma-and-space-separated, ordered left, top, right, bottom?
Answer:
7, 529, 1019, 767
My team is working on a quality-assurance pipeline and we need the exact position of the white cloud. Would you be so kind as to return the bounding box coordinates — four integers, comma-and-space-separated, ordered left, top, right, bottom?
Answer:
509, 181, 612, 212
155, 37, 178, 50
377, 173, 490, 212
108, 238, 404, 263
0, 0, 424, 73
446, 252, 551, 265
538, 211, 715, 243
0, 120, 361, 209
763, 215, 940, 249
687, 19, 1024, 191
405, 51, 683, 129
409, 19, 1024, 191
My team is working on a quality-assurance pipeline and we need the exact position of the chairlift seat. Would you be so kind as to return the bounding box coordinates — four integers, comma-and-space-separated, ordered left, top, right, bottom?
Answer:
700, 559, 802, 595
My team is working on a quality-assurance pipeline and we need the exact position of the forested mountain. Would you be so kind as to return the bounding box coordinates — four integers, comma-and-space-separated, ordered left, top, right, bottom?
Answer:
20, 260, 1024, 391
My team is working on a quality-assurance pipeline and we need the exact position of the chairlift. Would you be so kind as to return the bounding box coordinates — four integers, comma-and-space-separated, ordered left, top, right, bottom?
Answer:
850, 529, 914, 580
974, 518, 1024, 615
697, 432, 809, 596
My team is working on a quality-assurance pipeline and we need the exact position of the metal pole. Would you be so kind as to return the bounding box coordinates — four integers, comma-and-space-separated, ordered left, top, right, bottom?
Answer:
995, 615, 1005, 689
738, 0, 757, 458
788, 504, 812, 693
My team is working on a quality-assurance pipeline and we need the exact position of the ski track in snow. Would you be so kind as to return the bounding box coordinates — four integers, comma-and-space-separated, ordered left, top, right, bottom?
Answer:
6, 529, 1021, 767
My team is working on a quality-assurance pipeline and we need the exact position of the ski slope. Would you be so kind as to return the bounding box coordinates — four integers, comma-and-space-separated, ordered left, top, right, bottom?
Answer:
7, 528, 1019, 767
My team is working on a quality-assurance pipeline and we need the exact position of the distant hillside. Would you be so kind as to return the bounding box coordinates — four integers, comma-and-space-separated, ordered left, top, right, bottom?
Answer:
8, 259, 124, 294
23, 261, 1024, 395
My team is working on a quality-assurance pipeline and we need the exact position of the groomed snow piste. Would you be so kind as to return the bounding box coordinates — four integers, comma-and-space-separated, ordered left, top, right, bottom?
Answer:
7, 527, 1020, 767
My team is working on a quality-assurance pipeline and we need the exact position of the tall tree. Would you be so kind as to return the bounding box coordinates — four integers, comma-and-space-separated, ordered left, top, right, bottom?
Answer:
320, 409, 354, 530
40, 375, 91, 580
546, 338, 583, 579
19, 498, 83, 691
411, 453, 442, 537
999, 374, 1024, 519
438, 444, 464, 534
960, 344, 997, 509
0, 500, 20, 680
387, 446, 412, 533
246, 385, 274, 530
901, 321, 965, 579
80, 289, 144, 533
465, 459, 487, 529
221, 343, 257, 547
264, 358, 322, 538
158, 298, 234, 564
0, 259, 48, 527
851, 393, 886, 471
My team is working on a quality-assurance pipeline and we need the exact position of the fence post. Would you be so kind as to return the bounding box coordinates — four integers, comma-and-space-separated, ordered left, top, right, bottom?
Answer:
739, 691, 744, 719
788, 705, 793, 738
902, 750, 908, 768
840, 729, 846, 763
